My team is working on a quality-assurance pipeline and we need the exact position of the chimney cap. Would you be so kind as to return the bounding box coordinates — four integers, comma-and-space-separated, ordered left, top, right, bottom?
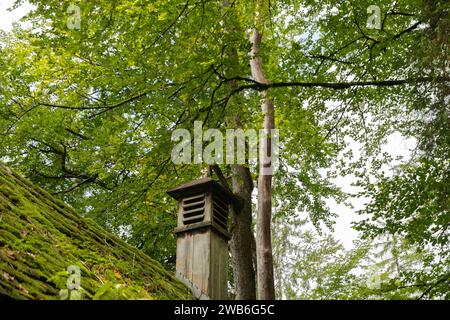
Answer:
167, 177, 237, 206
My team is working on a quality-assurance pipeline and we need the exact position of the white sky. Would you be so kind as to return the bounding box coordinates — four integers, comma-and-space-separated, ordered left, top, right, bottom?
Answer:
0, 0, 34, 32
329, 133, 415, 248
0, 1, 416, 249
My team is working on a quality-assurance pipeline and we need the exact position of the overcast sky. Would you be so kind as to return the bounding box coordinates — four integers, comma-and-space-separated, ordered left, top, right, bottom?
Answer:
0, 0, 416, 249
0, 0, 34, 32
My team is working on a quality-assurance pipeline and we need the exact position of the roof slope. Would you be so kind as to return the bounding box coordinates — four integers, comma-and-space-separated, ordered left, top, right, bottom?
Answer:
0, 164, 191, 300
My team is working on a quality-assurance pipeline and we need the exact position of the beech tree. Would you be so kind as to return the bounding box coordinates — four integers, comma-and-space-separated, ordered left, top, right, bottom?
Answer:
0, 0, 447, 299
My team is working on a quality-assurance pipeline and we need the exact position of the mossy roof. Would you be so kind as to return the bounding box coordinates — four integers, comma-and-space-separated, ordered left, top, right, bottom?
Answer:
0, 163, 191, 300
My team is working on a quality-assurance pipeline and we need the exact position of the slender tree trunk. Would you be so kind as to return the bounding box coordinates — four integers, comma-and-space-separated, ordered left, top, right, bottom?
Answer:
222, 0, 257, 299
250, 29, 276, 300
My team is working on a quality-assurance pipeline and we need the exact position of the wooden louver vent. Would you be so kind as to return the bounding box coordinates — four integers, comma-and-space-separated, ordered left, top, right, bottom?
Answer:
212, 195, 228, 230
181, 193, 205, 225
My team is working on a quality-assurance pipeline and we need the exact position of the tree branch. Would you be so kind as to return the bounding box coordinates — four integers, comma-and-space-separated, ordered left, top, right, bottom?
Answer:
144, 0, 190, 50
65, 128, 90, 140
229, 76, 447, 93
417, 273, 450, 300
392, 21, 423, 40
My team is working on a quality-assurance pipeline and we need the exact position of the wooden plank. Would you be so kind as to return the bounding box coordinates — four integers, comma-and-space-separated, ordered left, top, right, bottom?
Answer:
176, 226, 228, 299
209, 231, 228, 299
192, 231, 210, 293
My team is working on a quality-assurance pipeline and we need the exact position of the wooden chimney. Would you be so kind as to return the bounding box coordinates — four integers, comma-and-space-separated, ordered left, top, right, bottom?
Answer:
167, 177, 235, 300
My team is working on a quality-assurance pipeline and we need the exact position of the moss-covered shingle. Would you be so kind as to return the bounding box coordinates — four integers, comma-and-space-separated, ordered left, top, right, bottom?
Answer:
0, 164, 191, 300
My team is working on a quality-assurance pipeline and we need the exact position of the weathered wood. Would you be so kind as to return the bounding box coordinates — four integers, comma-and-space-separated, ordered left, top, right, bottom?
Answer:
168, 178, 233, 299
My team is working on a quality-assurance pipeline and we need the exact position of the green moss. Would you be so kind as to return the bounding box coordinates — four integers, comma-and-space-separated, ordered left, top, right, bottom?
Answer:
0, 164, 192, 300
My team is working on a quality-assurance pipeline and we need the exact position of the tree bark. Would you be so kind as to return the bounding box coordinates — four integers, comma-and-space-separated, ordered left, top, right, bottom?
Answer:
250, 29, 276, 300
229, 164, 257, 299
222, 0, 257, 300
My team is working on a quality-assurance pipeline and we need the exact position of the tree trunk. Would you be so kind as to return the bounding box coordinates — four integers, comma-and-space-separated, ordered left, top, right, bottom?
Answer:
250, 29, 276, 300
222, 0, 257, 300
229, 165, 257, 299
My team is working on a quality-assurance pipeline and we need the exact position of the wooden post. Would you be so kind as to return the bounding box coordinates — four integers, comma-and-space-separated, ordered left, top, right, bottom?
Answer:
167, 178, 236, 300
